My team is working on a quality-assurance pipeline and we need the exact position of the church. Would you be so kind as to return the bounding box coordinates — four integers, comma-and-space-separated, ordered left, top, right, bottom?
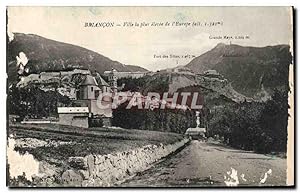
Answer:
57, 69, 118, 128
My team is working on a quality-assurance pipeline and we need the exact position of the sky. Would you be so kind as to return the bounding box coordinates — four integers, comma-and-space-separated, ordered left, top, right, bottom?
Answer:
7, 7, 293, 71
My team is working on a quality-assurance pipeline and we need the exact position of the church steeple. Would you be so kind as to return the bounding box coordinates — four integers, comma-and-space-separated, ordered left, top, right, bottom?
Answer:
108, 68, 118, 93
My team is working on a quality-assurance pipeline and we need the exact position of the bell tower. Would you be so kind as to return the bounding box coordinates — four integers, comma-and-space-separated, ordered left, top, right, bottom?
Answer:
108, 68, 118, 93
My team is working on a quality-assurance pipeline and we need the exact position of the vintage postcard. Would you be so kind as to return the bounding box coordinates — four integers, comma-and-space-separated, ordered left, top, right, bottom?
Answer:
6, 6, 294, 187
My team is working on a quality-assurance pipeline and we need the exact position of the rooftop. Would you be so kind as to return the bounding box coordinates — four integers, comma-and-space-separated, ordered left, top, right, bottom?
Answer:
80, 75, 98, 86
96, 75, 109, 86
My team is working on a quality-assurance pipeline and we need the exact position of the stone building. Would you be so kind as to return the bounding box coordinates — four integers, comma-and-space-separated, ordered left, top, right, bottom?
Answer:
107, 69, 118, 93
58, 73, 113, 128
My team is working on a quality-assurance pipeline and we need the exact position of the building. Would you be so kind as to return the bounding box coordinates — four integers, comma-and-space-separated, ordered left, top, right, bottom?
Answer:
58, 73, 113, 128
57, 107, 89, 128
185, 127, 206, 140
74, 74, 112, 118
104, 69, 148, 79
107, 69, 118, 93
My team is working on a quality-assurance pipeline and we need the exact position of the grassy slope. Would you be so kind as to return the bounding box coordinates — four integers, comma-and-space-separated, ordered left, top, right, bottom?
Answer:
9, 123, 184, 166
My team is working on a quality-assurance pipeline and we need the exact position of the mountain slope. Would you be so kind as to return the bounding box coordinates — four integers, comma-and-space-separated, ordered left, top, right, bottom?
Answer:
185, 43, 292, 97
7, 33, 148, 82
133, 72, 250, 105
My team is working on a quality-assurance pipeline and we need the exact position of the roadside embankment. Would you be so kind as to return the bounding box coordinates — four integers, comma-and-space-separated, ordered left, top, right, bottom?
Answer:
61, 138, 190, 187
8, 124, 189, 187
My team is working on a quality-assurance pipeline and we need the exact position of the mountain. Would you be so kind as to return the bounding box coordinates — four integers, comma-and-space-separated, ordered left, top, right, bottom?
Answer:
7, 33, 148, 82
124, 71, 250, 106
185, 43, 292, 98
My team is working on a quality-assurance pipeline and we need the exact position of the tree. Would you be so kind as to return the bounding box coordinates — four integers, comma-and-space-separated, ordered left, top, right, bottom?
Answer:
7, 84, 72, 119
208, 89, 289, 153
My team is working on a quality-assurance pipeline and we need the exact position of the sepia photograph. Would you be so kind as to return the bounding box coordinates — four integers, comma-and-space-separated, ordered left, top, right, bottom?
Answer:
6, 6, 294, 187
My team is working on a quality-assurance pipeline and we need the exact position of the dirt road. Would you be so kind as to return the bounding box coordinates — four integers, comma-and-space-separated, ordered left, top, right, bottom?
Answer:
121, 140, 287, 187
